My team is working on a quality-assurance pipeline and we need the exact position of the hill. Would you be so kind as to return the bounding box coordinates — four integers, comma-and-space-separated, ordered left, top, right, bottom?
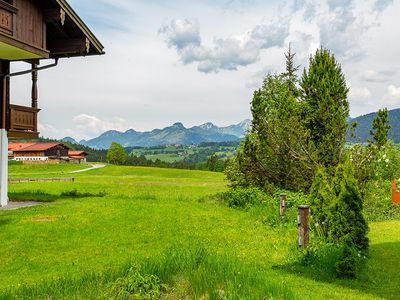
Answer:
348, 108, 400, 143
79, 120, 250, 149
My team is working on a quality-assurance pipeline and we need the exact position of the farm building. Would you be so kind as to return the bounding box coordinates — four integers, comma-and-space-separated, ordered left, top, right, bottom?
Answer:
68, 150, 88, 164
11, 142, 69, 162
8, 142, 89, 163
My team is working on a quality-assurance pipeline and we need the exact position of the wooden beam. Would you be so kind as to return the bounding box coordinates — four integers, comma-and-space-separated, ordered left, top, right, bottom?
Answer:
55, 0, 104, 54
49, 37, 90, 55
44, 8, 66, 25
0, 33, 49, 59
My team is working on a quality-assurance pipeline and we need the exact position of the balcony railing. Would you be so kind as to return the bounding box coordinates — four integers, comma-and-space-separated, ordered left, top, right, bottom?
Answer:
8, 104, 40, 138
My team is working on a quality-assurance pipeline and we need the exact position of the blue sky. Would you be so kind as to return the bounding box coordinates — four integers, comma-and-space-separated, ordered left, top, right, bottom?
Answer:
10, 0, 400, 140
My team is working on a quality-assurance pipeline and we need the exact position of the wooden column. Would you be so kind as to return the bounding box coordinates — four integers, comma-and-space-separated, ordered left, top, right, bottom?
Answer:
297, 205, 310, 249
31, 63, 38, 109
280, 193, 286, 216
0, 60, 10, 129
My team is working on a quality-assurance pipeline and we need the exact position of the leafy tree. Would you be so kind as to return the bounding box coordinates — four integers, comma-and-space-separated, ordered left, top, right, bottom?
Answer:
300, 47, 349, 170
229, 73, 316, 191
107, 142, 127, 165
369, 108, 391, 149
328, 161, 369, 251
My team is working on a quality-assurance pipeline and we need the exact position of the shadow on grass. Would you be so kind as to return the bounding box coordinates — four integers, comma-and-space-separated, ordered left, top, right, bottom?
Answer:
9, 189, 106, 203
275, 241, 400, 300
0, 217, 11, 226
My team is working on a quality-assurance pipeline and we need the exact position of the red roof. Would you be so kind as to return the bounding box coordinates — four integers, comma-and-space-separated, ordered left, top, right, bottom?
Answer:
68, 151, 88, 156
8, 143, 35, 151
15, 143, 69, 152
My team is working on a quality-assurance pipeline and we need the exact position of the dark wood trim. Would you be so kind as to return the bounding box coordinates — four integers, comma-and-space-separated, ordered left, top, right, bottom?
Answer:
0, 32, 49, 59
44, 8, 65, 25
8, 129, 39, 139
9, 104, 41, 113
0, 1, 18, 14
55, 0, 104, 54
49, 37, 89, 55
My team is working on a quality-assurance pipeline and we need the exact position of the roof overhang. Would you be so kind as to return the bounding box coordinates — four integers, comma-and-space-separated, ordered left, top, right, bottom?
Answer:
47, 0, 105, 58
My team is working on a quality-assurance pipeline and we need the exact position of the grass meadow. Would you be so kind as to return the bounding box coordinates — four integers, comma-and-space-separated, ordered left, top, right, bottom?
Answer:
0, 164, 399, 299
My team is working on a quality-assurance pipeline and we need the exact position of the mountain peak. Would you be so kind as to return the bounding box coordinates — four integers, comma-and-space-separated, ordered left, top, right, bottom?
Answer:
62, 136, 78, 144
199, 122, 217, 130
172, 122, 185, 129
125, 129, 137, 134
238, 119, 251, 128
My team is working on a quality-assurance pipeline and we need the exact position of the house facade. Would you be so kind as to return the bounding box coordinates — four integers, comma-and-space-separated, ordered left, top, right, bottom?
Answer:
11, 142, 69, 162
68, 150, 88, 164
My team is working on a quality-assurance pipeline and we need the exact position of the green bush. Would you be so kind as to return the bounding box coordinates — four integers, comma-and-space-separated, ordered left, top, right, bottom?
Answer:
329, 162, 369, 251
220, 187, 266, 209
108, 266, 167, 299
335, 236, 364, 279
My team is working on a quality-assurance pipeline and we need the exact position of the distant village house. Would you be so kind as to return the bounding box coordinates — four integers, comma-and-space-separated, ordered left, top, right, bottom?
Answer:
8, 143, 88, 164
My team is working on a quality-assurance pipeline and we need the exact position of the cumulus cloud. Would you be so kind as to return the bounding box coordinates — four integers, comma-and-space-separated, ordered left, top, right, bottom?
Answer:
72, 114, 132, 136
159, 19, 201, 49
374, 0, 394, 12
381, 85, 400, 106
319, 2, 367, 61
349, 86, 372, 100
362, 69, 397, 83
160, 18, 290, 73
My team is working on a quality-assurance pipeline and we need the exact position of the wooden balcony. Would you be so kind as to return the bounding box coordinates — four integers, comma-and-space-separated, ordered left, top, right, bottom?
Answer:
0, 1, 16, 36
7, 104, 40, 139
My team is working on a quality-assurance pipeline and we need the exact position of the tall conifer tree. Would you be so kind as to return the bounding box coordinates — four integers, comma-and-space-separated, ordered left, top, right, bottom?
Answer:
369, 108, 391, 148
300, 48, 349, 170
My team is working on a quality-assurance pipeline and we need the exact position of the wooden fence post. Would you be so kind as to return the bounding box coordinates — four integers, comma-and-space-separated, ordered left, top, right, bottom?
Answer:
297, 205, 310, 249
280, 193, 286, 216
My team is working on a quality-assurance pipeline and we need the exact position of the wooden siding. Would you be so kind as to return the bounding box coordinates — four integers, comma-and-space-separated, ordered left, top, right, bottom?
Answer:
14, 0, 44, 49
14, 151, 44, 157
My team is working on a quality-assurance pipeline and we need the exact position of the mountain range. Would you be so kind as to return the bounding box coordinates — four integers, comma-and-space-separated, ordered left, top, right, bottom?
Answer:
64, 120, 251, 149
347, 108, 400, 143
62, 108, 400, 149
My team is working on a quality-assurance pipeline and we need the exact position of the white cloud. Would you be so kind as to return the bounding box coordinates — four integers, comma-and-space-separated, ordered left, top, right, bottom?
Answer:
72, 114, 132, 136
349, 86, 372, 100
362, 70, 392, 83
383, 84, 400, 103
374, 0, 394, 12
159, 19, 201, 49
160, 18, 291, 73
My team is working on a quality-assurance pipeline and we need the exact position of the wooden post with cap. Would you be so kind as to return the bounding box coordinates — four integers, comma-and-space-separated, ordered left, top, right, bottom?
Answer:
297, 205, 310, 249
280, 193, 286, 216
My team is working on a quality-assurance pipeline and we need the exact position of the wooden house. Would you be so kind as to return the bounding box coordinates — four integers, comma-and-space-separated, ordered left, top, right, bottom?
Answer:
13, 142, 70, 162
0, 0, 104, 206
0, 0, 104, 139
68, 150, 88, 164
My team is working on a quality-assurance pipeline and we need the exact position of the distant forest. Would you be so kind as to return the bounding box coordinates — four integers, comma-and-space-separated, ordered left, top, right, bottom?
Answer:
37, 138, 239, 172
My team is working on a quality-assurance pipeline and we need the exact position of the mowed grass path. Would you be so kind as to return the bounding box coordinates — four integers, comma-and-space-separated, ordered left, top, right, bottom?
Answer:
0, 165, 399, 299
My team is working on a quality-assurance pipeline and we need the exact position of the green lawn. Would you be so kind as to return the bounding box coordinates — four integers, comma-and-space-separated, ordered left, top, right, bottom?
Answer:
0, 165, 399, 299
